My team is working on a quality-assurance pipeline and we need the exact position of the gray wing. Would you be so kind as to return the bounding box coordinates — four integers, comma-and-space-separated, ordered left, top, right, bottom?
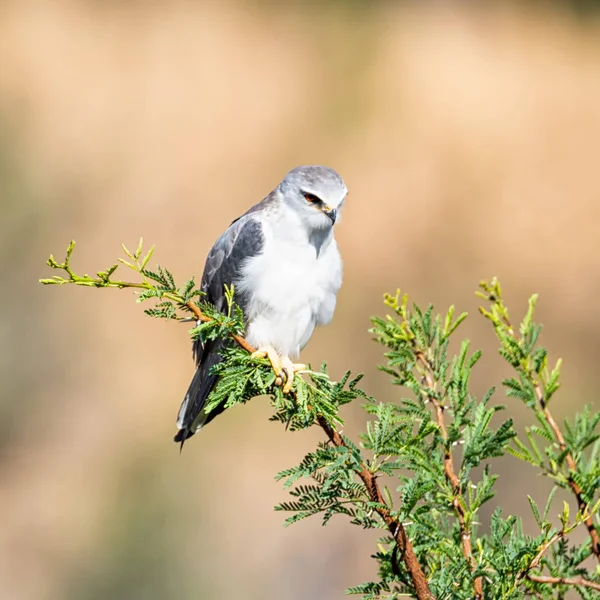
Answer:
192, 214, 264, 362
174, 215, 265, 446
202, 215, 263, 321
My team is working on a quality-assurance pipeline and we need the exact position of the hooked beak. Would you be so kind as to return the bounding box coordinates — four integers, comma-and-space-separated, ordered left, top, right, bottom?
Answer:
323, 205, 337, 225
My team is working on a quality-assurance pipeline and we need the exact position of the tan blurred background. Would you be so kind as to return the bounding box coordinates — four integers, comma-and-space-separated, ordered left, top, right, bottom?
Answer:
1, 0, 600, 598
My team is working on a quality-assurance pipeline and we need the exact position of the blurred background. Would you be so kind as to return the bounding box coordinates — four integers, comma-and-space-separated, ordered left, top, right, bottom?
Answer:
1, 0, 600, 598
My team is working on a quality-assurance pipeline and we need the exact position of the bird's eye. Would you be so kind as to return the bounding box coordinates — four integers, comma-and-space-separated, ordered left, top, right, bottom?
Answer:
303, 192, 322, 204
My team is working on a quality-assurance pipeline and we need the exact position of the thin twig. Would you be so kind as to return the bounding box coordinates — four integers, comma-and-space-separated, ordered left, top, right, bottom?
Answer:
516, 530, 564, 586
527, 574, 600, 591
416, 351, 484, 600
505, 530, 566, 597
510, 500, 600, 595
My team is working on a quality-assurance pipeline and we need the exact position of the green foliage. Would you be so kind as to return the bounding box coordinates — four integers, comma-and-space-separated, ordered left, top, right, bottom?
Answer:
41, 243, 600, 599
479, 279, 600, 510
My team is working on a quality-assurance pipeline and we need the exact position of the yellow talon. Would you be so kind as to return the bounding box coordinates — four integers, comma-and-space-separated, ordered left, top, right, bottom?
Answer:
281, 357, 307, 394
251, 345, 284, 381
250, 347, 306, 394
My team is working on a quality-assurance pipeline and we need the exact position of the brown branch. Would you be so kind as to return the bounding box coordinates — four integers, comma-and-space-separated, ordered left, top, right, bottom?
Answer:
316, 415, 434, 600
416, 352, 484, 600
494, 311, 600, 562
527, 574, 600, 591
183, 300, 255, 353
185, 299, 434, 599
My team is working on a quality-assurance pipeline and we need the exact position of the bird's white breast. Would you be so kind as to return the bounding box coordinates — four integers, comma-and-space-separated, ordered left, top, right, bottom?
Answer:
237, 214, 342, 358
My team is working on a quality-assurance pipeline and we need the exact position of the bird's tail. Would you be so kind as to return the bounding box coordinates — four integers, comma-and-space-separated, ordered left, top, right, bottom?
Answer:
174, 341, 226, 448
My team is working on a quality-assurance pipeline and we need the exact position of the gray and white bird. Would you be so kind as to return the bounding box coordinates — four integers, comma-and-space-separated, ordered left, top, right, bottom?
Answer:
175, 165, 348, 445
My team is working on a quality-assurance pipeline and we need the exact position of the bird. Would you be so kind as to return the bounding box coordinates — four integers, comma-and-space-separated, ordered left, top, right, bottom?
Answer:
174, 165, 348, 446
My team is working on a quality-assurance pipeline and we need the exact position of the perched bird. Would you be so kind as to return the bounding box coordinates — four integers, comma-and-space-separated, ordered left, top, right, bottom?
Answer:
175, 165, 348, 445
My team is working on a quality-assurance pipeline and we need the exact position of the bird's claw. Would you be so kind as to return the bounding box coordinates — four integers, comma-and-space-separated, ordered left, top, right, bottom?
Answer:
251, 346, 285, 382
250, 346, 306, 394
281, 357, 307, 394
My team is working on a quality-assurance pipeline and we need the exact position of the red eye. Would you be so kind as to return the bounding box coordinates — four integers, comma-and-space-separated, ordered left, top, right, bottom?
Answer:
304, 192, 322, 204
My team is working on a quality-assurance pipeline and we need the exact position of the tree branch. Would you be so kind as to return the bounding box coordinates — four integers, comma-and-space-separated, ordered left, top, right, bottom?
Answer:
183, 300, 255, 354
316, 415, 434, 600
416, 351, 484, 600
527, 574, 600, 591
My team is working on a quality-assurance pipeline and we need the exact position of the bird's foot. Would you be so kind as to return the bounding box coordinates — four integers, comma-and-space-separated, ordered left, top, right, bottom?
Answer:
250, 345, 285, 385
281, 357, 307, 394
250, 347, 306, 393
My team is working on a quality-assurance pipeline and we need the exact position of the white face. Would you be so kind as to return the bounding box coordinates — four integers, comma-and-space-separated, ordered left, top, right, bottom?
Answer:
293, 186, 347, 230
280, 166, 348, 232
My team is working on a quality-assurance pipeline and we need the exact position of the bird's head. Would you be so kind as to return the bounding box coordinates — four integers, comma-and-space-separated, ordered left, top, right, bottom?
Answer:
278, 165, 348, 231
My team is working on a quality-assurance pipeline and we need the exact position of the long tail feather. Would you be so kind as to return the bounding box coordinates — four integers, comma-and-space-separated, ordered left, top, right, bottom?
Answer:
174, 339, 227, 447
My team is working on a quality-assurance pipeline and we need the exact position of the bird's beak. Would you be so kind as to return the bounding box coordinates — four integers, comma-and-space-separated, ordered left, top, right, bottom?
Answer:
323, 205, 337, 224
